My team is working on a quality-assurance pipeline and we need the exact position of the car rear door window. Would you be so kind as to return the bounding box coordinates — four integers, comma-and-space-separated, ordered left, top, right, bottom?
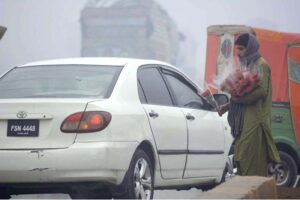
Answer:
138, 67, 173, 106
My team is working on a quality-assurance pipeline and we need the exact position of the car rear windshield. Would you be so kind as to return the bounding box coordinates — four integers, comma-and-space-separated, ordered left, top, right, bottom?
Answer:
0, 65, 122, 98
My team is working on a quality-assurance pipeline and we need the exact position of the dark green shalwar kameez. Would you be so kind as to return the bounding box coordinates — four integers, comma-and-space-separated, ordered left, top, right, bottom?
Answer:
233, 57, 280, 176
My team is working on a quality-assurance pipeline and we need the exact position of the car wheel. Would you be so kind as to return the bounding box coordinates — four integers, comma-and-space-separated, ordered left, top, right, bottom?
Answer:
267, 151, 298, 187
116, 149, 154, 199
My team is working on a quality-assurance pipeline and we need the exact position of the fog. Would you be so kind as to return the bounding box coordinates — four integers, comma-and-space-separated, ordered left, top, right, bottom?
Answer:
0, 0, 300, 86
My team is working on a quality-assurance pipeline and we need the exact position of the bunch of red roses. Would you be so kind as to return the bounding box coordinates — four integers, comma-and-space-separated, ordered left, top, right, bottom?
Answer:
220, 69, 260, 97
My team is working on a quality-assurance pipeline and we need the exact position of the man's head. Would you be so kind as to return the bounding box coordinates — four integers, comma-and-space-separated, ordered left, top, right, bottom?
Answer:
235, 33, 249, 57
235, 33, 261, 65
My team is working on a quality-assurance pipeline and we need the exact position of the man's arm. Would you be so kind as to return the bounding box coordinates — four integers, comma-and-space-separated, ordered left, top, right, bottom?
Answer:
217, 102, 229, 116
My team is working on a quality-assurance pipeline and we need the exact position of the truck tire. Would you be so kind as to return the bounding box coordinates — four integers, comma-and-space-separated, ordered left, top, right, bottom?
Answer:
268, 151, 298, 187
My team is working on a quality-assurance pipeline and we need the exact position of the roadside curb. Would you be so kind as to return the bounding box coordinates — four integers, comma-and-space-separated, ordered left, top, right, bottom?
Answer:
200, 176, 277, 199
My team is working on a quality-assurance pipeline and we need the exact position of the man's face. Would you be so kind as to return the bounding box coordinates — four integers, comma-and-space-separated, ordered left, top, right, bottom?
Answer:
236, 45, 246, 57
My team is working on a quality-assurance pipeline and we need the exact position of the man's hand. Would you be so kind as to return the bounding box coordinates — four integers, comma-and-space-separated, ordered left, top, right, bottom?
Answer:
217, 103, 229, 116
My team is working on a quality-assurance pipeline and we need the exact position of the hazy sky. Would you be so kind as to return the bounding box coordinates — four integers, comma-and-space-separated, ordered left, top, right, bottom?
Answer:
1, 0, 300, 85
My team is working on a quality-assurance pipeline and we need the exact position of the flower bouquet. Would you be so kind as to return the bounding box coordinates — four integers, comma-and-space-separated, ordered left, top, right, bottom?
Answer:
220, 69, 260, 97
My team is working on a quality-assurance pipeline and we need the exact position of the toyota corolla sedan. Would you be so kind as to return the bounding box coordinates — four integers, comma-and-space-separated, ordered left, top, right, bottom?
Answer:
0, 58, 233, 199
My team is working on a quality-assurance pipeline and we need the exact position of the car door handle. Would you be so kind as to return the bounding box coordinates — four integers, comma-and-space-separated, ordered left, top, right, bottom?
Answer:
186, 113, 195, 120
149, 111, 159, 118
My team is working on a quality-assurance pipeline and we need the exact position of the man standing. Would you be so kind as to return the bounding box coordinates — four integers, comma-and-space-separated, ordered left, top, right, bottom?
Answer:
219, 33, 280, 176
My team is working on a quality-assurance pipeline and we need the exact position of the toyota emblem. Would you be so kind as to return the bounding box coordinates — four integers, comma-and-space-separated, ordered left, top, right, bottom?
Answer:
17, 111, 28, 119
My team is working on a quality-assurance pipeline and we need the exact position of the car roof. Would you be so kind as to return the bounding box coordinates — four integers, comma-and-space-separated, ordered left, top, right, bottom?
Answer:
18, 57, 201, 91
20, 57, 171, 68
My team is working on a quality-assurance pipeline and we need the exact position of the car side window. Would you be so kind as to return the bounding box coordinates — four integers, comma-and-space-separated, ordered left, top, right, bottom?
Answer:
162, 69, 205, 109
138, 67, 173, 106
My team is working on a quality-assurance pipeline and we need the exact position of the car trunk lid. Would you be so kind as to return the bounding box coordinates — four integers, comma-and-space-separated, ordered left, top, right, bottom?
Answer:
0, 99, 96, 149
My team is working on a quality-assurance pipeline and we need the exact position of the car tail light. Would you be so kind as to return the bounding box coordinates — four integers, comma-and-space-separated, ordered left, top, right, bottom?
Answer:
61, 111, 111, 133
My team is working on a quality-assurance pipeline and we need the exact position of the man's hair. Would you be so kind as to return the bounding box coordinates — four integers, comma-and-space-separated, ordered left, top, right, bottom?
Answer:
235, 33, 249, 48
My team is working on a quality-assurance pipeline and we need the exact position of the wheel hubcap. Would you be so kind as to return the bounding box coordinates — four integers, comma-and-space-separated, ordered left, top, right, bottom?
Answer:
133, 158, 152, 199
267, 162, 289, 186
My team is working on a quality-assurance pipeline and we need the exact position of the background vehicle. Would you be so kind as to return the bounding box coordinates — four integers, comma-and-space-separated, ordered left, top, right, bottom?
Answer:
0, 58, 232, 199
205, 25, 300, 187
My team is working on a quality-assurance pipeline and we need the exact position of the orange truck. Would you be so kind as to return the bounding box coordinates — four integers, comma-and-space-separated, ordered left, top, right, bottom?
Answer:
205, 25, 300, 187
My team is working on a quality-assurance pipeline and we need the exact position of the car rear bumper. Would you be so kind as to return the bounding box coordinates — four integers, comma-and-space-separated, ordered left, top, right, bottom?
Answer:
0, 141, 139, 185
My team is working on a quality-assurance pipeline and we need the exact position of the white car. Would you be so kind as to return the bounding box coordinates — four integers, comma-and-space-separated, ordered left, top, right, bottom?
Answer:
0, 58, 233, 199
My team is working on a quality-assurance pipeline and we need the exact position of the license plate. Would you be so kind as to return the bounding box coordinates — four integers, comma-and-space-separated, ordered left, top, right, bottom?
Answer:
7, 120, 39, 137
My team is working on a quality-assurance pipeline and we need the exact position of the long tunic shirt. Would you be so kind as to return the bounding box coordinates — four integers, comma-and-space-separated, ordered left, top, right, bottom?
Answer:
233, 57, 280, 176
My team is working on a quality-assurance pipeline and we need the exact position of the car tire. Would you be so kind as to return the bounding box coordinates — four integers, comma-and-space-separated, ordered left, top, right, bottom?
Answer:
267, 151, 298, 187
115, 149, 154, 199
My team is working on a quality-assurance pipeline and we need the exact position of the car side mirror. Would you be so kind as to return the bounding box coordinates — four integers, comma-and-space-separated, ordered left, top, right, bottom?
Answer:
213, 94, 229, 107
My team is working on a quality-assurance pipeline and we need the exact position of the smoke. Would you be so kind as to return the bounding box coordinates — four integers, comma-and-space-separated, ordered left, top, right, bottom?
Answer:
213, 59, 238, 90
